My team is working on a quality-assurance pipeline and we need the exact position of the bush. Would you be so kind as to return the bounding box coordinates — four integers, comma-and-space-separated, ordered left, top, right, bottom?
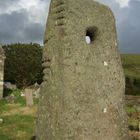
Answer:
125, 76, 140, 95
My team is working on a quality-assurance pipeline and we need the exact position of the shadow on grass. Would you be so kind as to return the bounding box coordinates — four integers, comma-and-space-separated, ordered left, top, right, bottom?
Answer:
31, 136, 36, 140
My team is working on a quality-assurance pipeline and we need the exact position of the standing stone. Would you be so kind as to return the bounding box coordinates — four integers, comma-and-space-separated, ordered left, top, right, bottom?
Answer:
36, 0, 129, 140
25, 88, 34, 106
0, 45, 5, 100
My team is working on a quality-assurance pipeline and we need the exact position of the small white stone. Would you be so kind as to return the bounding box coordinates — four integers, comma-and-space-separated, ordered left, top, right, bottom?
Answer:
103, 108, 107, 113
104, 61, 108, 66
85, 36, 91, 44
0, 118, 3, 123
115, 41, 117, 46
21, 93, 25, 97
55, 21, 58, 25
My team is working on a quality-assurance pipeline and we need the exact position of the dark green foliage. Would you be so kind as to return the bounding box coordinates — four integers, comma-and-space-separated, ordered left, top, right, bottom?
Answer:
12, 89, 26, 106
3, 88, 12, 97
2, 43, 43, 88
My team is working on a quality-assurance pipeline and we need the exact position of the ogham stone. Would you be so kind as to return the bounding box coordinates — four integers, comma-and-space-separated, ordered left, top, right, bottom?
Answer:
36, 0, 129, 140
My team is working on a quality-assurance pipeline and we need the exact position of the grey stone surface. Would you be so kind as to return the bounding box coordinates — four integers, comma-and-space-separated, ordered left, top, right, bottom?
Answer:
25, 88, 34, 106
36, 0, 129, 139
0, 45, 5, 100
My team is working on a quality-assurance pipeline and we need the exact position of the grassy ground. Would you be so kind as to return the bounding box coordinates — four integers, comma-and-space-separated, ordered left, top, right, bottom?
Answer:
0, 89, 37, 140
121, 54, 140, 96
119, 54, 140, 139
121, 54, 140, 79
0, 90, 140, 140
126, 105, 140, 130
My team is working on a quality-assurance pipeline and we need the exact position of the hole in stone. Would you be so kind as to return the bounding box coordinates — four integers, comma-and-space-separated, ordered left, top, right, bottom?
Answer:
85, 26, 98, 44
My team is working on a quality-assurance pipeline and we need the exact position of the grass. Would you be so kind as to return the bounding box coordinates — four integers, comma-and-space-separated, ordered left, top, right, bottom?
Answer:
12, 89, 26, 106
0, 134, 11, 140
0, 115, 35, 140
121, 54, 140, 79
126, 105, 140, 131
0, 100, 10, 114
0, 89, 140, 140
121, 54, 140, 95
128, 118, 139, 131
1, 96, 140, 140
126, 105, 137, 114
0, 89, 38, 140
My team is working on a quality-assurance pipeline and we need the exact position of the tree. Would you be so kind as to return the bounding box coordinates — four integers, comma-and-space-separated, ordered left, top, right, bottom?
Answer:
3, 43, 43, 88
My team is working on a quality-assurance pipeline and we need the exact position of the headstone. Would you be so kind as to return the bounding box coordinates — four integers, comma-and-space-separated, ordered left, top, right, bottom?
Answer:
0, 45, 5, 100
25, 88, 33, 106
36, 0, 129, 140
4, 82, 17, 90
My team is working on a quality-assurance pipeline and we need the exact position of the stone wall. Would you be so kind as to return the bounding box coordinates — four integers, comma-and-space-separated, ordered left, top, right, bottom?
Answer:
0, 45, 5, 99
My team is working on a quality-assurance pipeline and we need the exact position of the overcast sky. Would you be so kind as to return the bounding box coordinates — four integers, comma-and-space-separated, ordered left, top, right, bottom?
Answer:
0, 0, 140, 53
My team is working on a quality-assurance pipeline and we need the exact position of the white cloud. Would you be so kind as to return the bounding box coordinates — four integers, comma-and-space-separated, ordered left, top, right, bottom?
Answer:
0, 0, 51, 24
18, 0, 51, 24
115, 0, 130, 7
115, 0, 140, 8
99, 0, 140, 8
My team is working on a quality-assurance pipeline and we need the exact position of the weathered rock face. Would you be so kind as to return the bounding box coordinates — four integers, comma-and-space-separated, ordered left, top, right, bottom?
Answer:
36, 0, 129, 140
0, 46, 5, 100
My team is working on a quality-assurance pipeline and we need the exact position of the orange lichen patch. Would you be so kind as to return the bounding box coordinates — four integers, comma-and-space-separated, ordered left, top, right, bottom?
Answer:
129, 131, 140, 139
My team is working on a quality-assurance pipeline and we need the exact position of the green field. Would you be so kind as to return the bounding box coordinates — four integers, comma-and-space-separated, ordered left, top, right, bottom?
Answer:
121, 54, 140, 79
121, 54, 140, 95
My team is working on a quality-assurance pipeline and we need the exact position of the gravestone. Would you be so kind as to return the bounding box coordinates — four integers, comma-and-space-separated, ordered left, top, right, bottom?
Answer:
36, 0, 129, 140
0, 45, 5, 100
25, 88, 34, 106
